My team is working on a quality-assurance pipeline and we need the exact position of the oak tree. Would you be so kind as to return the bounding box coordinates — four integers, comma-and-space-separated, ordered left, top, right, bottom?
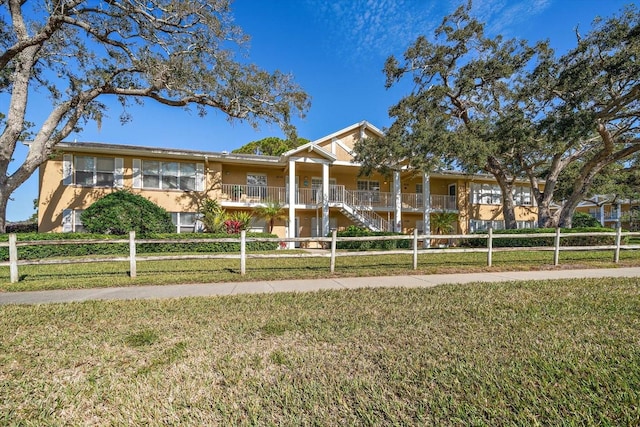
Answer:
0, 0, 310, 231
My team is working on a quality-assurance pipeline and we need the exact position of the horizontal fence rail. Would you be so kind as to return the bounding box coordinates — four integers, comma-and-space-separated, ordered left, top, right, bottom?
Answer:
2, 228, 640, 283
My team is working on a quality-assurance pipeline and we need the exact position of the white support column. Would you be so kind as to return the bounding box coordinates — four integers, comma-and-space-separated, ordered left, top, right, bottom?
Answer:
393, 170, 402, 232
423, 173, 431, 239
600, 205, 605, 227
322, 162, 330, 236
288, 159, 296, 247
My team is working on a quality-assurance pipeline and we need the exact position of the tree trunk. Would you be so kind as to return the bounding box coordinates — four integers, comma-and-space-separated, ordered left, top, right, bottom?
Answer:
501, 190, 518, 229
0, 187, 9, 233
487, 156, 518, 229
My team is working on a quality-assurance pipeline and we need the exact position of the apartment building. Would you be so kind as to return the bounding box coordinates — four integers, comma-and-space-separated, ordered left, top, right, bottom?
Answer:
37, 121, 539, 237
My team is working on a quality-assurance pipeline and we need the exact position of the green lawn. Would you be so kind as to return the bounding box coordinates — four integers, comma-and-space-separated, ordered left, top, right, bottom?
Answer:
2, 248, 640, 292
1, 278, 639, 425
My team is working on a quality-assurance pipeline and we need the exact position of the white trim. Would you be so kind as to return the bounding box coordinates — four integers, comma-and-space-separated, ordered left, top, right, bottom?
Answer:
335, 139, 353, 156
61, 209, 73, 232
114, 158, 124, 188
132, 159, 142, 189
288, 156, 333, 164
62, 154, 73, 185
196, 163, 205, 191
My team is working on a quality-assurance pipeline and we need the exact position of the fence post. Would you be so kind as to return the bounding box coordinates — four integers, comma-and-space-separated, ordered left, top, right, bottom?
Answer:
330, 229, 337, 273
240, 230, 246, 275
553, 227, 561, 266
614, 225, 622, 263
487, 226, 493, 267
9, 233, 18, 283
129, 231, 137, 278
413, 229, 418, 270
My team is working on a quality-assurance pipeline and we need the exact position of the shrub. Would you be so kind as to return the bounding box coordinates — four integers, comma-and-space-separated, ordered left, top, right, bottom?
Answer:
200, 199, 227, 233
459, 227, 621, 248
81, 190, 175, 235
6, 221, 38, 233
335, 226, 411, 250
0, 232, 278, 261
572, 211, 602, 228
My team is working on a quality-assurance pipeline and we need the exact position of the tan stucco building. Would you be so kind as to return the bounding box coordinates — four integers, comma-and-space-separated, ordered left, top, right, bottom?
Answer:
37, 121, 540, 237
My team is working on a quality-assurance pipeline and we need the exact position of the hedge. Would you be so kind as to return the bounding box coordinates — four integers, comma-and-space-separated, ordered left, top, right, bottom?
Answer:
0, 232, 278, 262
335, 226, 411, 250
459, 227, 624, 248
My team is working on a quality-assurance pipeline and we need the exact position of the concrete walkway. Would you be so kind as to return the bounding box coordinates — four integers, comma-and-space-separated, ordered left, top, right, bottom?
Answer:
2, 267, 640, 305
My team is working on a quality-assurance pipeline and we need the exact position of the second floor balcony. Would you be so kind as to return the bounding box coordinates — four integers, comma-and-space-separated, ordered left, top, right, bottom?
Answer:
219, 184, 458, 212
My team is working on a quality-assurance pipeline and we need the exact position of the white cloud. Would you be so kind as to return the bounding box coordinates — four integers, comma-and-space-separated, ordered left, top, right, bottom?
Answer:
305, 0, 441, 65
304, 0, 554, 66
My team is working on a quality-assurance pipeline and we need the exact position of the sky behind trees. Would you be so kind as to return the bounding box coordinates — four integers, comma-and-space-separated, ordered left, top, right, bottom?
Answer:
7, 0, 633, 221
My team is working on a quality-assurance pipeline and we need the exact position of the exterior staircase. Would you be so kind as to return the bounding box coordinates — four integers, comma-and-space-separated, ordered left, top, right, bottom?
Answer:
334, 189, 389, 232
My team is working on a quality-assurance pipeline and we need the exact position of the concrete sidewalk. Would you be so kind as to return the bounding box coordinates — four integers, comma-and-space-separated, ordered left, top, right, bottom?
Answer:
1, 267, 640, 305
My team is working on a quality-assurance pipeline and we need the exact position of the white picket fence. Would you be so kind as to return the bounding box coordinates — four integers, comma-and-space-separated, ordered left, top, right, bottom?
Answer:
2, 228, 639, 283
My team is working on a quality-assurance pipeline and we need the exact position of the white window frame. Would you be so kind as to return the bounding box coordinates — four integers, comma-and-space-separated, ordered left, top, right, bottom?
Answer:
170, 212, 203, 233
63, 154, 123, 188
140, 161, 199, 191
62, 209, 85, 232
133, 159, 204, 191
246, 173, 268, 199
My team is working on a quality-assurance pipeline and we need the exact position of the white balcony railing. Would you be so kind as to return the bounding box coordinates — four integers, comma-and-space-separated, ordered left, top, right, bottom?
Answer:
431, 195, 458, 211
220, 184, 287, 204
220, 183, 457, 211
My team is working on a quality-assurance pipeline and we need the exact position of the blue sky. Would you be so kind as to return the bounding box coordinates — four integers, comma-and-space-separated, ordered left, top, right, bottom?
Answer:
7, 0, 633, 221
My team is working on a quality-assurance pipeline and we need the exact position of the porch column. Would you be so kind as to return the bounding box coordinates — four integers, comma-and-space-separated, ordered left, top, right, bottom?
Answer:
393, 170, 402, 232
322, 162, 330, 236
423, 173, 431, 238
600, 204, 605, 227
288, 159, 296, 246
617, 203, 622, 226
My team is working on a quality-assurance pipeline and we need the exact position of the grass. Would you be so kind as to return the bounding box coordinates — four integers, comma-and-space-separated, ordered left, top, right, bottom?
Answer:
1, 248, 640, 292
1, 278, 639, 425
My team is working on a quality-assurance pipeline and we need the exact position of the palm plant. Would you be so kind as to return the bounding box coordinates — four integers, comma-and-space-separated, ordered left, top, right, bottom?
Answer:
254, 200, 287, 233
431, 212, 458, 247
200, 199, 228, 233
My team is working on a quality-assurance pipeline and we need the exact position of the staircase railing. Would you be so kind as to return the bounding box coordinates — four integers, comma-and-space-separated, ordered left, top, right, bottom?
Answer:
338, 188, 389, 232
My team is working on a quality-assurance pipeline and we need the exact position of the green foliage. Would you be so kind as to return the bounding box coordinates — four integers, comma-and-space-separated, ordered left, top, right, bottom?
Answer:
572, 212, 602, 228
5, 221, 38, 233
0, 0, 310, 232
354, 3, 640, 229
460, 227, 621, 248
226, 211, 253, 233
431, 212, 458, 235
253, 200, 287, 233
0, 232, 278, 261
335, 226, 411, 250
199, 198, 254, 235
200, 199, 228, 233
232, 137, 309, 156
81, 191, 175, 236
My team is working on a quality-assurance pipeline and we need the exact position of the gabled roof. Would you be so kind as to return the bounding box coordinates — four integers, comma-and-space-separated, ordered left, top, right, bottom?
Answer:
309, 120, 383, 145
280, 140, 337, 161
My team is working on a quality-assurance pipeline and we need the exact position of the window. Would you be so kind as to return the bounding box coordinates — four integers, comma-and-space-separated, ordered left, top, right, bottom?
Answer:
171, 212, 202, 233
249, 217, 267, 233
513, 186, 532, 206
416, 183, 424, 207
247, 173, 267, 199
469, 219, 505, 233
471, 183, 533, 206
356, 179, 380, 204
469, 219, 536, 232
471, 183, 502, 205
62, 209, 85, 232
64, 155, 122, 187
311, 177, 337, 203
141, 161, 198, 191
